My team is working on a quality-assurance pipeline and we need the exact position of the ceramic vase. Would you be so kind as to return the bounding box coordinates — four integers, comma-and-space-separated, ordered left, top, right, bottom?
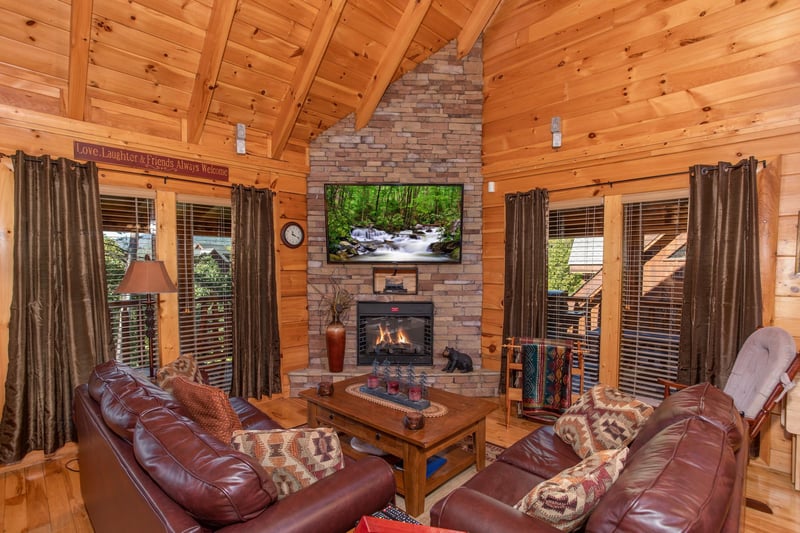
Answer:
325, 320, 346, 372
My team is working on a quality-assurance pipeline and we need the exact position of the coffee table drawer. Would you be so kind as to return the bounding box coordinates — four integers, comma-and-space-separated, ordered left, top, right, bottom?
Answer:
313, 405, 404, 456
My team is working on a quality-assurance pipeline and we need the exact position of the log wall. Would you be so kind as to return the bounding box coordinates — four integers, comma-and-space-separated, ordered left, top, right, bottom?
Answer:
0, 105, 311, 404
480, 0, 800, 471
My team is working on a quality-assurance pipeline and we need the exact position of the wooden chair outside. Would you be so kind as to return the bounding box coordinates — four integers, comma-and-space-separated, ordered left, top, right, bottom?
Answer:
503, 337, 584, 428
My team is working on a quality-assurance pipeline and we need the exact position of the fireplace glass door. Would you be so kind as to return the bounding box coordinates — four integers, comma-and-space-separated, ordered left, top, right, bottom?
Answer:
357, 302, 433, 366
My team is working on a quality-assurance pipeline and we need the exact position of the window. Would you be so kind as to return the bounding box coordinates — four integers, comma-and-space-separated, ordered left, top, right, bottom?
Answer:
177, 201, 233, 391
101, 194, 158, 371
547, 204, 604, 390
619, 197, 688, 402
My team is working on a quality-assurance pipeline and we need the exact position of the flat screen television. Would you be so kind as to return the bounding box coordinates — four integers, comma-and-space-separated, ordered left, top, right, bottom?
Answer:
324, 183, 463, 264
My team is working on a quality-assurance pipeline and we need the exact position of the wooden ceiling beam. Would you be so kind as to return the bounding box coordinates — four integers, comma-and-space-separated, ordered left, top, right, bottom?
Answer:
354, 0, 432, 130
456, 0, 503, 59
270, 0, 347, 159
67, 0, 93, 120
186, 0, 239, 145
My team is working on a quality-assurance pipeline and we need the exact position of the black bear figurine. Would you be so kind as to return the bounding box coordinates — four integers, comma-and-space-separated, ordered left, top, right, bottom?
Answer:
442, 346, 474, 373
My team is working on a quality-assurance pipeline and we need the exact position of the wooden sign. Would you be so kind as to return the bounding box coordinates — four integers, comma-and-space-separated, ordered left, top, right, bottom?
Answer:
73, 141, 229, 181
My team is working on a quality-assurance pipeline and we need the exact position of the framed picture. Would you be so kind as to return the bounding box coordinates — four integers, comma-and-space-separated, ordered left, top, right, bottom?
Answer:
373, 267, 418, 294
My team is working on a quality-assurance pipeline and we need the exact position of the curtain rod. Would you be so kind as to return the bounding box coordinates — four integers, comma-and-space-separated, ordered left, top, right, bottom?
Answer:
549, 170, 686, 193
547, 159, 766, 194
96, 166, 238, 191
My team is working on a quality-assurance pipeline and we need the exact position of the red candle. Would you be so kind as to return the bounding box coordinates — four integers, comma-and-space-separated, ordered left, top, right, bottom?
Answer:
387, 380, 400, 394
408, 385, 422, 401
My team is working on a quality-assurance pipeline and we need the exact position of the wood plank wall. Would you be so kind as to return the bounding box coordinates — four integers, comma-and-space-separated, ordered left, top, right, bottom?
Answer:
0, 105, 311, 408
479, 0, 800, 470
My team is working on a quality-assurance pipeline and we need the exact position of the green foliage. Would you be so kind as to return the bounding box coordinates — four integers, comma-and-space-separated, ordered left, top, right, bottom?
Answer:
104, 236, 129, 300
548, 238, 584, 295
193, 254, 230, 298
325, 184, 462, 249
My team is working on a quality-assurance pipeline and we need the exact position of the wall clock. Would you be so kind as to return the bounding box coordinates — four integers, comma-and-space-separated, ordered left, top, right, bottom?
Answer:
280, 221, 305, 248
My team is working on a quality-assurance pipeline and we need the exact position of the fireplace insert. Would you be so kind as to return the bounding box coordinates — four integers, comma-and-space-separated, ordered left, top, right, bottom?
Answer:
357, 302, 434, 366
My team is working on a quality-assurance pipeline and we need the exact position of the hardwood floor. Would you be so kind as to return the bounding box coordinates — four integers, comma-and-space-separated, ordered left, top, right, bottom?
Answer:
2, 397, 798, 532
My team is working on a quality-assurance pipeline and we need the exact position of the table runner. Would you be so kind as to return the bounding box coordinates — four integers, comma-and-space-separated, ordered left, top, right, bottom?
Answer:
345, 384, 449, 417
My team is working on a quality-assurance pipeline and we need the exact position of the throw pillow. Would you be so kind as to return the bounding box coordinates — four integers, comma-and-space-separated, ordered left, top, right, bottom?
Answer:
157, 353, 205, 392
554, 384, 653, 459
231, 428, 345, 499
514, 447, 629, 531
171, 376, 242, 444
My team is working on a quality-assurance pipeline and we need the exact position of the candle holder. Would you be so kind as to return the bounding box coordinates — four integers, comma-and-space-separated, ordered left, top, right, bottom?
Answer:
317, 380, 334, 396
408, 385, 422, 401
403, 411, 425, 430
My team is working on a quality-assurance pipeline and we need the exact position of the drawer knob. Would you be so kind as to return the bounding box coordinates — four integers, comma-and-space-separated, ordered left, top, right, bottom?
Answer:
375, 433, 381, 441
328, 414, 334, 421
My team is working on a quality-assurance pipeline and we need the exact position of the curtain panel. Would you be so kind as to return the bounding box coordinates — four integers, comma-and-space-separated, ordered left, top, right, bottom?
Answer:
0, 151, 111, 464
678, 157, 762, 388
501, 189, 549, 389
230, 185, 281, 398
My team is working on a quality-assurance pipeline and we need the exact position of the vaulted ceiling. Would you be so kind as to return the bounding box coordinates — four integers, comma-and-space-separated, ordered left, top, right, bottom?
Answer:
0, 0, 502, 162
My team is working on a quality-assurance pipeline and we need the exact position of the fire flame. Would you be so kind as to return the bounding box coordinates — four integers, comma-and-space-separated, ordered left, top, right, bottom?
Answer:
375, 324, 409, 345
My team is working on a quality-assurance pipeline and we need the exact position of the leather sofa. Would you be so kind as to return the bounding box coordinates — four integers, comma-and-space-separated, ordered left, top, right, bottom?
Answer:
431, 383, 748, 532
73, 361, 396, 533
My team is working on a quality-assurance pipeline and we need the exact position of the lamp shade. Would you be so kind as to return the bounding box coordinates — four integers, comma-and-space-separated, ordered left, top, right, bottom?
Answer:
115, 260, 178, 294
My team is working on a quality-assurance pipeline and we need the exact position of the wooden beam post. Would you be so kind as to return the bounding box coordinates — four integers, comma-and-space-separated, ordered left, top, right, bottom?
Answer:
456, 0, 503, 59
186, 0, 239, 145
354, 0, 432, 130
270, 0, 347, 159
67, 0, 93, 120
155, 190, 180, 365
599, 194, 623, 387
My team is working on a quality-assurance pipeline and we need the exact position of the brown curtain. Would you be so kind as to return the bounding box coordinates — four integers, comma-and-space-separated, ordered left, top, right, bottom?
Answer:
500, 189, 549, 388
230, 185, 281, 398
678, 157, 762, 388
0, 151, 111, 464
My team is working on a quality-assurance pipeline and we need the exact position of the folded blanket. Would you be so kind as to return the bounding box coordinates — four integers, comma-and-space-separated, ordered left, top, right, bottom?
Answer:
521, 341, 573, 423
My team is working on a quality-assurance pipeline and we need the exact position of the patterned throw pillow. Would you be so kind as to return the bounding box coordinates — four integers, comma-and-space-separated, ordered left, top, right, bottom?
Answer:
554, 384, 653, 459
157, 353, 205, 392
514, 447, 628, 531
171, 376, 243, 444
231, 428, 345, 499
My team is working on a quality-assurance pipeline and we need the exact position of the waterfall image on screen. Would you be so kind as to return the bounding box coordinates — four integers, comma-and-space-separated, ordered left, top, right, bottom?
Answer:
324, 184, 463, 264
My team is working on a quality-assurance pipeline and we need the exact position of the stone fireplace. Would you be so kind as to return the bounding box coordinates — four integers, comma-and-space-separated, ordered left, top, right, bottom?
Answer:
287, 38, 499, 397
357, 301, 434, 366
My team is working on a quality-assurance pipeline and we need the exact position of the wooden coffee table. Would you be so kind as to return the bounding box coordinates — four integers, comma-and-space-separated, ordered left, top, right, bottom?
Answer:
299, 375, 496, 517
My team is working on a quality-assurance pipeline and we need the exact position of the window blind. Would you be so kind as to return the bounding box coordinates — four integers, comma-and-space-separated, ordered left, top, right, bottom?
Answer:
619, 197, 688, 402
547, 204, 604, 390
101, 194, 158, 372
176, 201, 233, 392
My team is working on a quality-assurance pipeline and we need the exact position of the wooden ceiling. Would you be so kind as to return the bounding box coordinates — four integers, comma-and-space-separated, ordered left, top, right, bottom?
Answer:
0, 0, 501, 163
